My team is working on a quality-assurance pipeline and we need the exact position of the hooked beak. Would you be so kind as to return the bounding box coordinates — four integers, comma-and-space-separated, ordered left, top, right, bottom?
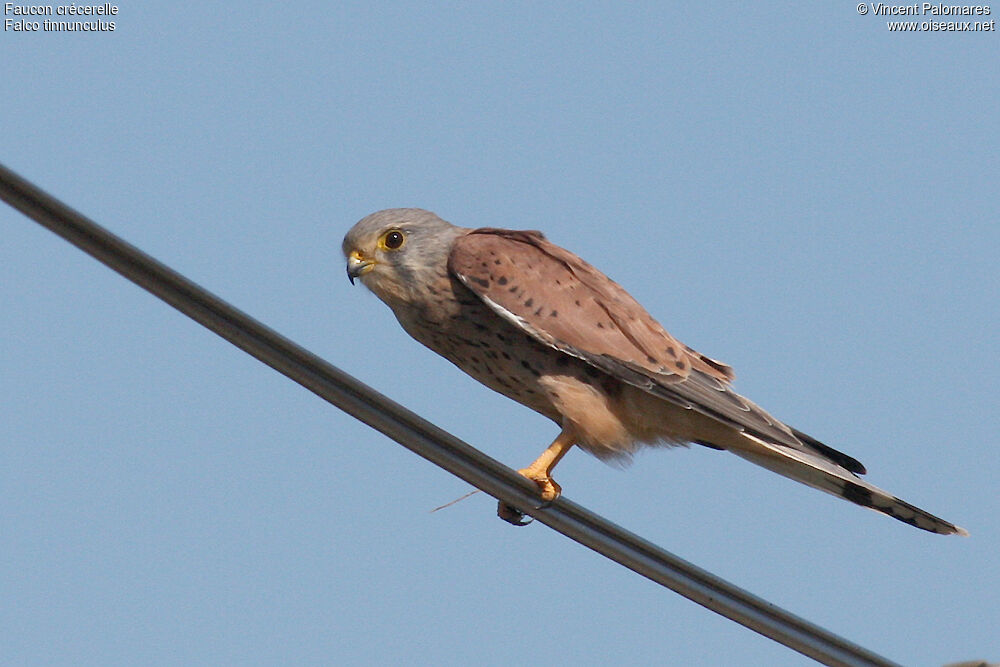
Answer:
346, 250, 375, 285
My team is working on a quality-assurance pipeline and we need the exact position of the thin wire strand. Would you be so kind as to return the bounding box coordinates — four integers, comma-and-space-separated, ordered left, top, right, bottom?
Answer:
0, 162, 900, 667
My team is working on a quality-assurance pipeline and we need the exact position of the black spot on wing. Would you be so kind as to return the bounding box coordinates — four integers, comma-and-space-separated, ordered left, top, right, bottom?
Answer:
790, 427, 867, 475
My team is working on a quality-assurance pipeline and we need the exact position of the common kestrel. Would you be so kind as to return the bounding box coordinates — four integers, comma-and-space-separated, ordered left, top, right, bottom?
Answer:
343, 208, 966, 535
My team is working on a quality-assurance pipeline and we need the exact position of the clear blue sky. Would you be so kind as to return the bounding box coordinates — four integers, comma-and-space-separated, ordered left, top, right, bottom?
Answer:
2, 3, 998, 665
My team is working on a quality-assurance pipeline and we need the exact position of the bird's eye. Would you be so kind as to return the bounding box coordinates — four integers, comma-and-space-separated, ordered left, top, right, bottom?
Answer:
380, 229, 406, 251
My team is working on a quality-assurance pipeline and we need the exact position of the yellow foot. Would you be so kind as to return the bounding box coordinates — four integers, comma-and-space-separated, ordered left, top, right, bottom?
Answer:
496, 471, 562, 526
517, 468, 561, 502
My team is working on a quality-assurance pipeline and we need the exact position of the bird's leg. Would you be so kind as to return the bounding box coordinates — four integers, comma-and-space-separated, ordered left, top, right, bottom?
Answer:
518, 427, 575, 501
498, 428, 575, 525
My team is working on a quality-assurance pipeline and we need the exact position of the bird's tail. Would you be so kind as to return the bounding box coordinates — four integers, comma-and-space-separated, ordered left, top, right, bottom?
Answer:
732, 434, 968, 536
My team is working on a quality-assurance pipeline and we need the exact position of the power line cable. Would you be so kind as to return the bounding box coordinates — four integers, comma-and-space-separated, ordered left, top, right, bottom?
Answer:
0, 162, 900, 667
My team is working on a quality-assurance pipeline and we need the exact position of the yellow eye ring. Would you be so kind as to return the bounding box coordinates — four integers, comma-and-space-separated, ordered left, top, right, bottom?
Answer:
379, 229, 406, 251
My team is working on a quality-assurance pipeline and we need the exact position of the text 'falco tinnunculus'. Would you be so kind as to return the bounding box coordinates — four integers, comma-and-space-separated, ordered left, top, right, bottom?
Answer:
343, 208, 966, 536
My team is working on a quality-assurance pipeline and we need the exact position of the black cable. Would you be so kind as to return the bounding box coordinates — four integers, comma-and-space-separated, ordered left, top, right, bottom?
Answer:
0, 162, 900, 667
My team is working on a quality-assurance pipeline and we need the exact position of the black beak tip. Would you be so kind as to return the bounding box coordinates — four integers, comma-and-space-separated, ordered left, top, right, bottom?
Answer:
347, 267, 355, 285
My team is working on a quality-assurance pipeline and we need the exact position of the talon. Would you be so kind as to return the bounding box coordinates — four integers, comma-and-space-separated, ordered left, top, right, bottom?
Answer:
496, 472, 561, 526
497, 501, 532, 526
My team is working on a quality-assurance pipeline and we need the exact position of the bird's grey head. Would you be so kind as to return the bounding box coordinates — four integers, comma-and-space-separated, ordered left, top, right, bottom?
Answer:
343, 208, 468, 307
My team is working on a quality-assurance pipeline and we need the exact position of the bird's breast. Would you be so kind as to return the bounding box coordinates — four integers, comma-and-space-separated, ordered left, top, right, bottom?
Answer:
392, 290, 563, 420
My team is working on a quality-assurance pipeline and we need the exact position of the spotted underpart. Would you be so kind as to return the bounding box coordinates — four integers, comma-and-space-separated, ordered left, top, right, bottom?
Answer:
383, 254, 597, 426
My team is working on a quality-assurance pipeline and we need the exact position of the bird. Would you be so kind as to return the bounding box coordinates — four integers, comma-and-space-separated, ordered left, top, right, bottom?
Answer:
343, 208, 967, 535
